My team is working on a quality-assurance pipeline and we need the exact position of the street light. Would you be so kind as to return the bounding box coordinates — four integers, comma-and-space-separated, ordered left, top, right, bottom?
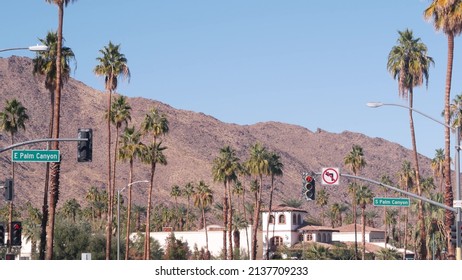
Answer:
0, 45, 49, 53
367, 101, 461, 260
117, 180, 149, 260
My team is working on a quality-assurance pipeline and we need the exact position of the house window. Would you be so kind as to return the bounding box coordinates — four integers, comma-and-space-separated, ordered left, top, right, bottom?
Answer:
268, 215, 275, 224
298, 214, 302, 225
306, 233, 313, 241
293, 214, 297, 225
271, 236, 284, 246
278, 214, 286, 224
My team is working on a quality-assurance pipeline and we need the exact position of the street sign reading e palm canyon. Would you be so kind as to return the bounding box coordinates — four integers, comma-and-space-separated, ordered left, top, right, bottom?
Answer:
373, 197, 410, 207
12, 150, 60, 162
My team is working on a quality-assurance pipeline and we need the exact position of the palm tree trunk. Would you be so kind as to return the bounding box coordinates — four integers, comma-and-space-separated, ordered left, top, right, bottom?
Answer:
222, 186, 228, 259
105, 87, 113, 260
408, 90, 427, 260
444, 33, 455, 257
242, 188, 250, 257
361, 207, 366, 260
203, 208, 209, 257
227, 181, 233, 260
251, 176, 263, 260
265, 177, 275, 260
45, 2, 64, 260
124, 159, 134, 260
144, 162, 155, 259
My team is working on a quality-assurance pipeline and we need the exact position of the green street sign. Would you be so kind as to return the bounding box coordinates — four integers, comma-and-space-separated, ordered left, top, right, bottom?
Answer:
373, 197, 410, 207
12, 150, 60, 162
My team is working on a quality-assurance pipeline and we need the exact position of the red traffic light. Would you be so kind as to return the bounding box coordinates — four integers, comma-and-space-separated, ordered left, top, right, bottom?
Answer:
305, 176, 313, 182
13, 223, 21, 230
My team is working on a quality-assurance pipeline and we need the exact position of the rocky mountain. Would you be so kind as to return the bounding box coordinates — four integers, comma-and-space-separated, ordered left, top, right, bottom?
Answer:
0, 56, 434, 222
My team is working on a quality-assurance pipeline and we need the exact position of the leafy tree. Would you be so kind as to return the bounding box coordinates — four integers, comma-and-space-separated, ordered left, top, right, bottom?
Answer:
398, 160, 414, 259
94, 41, 130, 259
193, 181, 214, 259
356, 185, 374, 260
182, 182, 195, 230
164, 233, 190, 260
375, 248, 401, 260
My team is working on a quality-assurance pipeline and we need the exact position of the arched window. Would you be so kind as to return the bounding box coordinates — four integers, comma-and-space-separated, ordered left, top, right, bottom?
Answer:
278, 214, 286, 224
268, 215, 275, 224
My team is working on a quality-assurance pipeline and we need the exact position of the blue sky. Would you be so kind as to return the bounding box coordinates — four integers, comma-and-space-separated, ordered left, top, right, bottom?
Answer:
2, 1, 461, 159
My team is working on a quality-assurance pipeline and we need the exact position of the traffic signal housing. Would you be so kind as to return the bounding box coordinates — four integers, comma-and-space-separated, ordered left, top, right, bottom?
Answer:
450, 220, 462, 247
303, 175, 316, 201
77, 128, 93, 162
0, 223, 4, 246
10, 221, 22, 246
4, 179, 13, 201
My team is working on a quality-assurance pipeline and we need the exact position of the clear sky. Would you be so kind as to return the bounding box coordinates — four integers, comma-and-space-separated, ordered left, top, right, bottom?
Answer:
2, 0, 461, 159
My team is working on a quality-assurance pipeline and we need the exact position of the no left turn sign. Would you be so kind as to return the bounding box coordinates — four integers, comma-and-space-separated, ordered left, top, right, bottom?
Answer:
322, 168, 339, 185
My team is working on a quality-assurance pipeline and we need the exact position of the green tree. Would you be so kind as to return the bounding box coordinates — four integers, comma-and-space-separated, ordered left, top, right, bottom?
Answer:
163, 232, 190, 260
193, 181, 214, 259
140, 107, 168, 259
343, 144, 366, 259
424, 0, 462, 257
356, 185, 374, 260
61, 198, 81, 223
32, 30, 76, 260
94, 41, 130, 259
244, 142, 270, 260
375, 248, 401, 260
43, 0, 78, 260
118, 126, 143, 259
387, 28, 434, 260
212, 145, 242, 260
398, 160, 414, 259
431, 148, 445, 193
316, 188, 329, 225
0, 98, 29, 253
182, 182, 195, 230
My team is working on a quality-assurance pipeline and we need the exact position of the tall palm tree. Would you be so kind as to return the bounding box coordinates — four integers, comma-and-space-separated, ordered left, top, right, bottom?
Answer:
0, 99, 29, 253
431, 148, 445, 193
43, 0, 78, 260
232, 180, 250, 255
265, 152, 283, 260
380, 175, 393, 248
315, 189, 329, 225
94, 41, 130, 260
212, 146, 241, 260
244, 142, 270, 260
193, 180, 214, 259
61, 198, 81, 223
140, 107, 169, 259
398, 160, 414, 259
387, 29, 434, 260
118, 126, 142, 259
108, 95, 131, 219
424, 0, 462, 256
356, 185, 374, 260
182, 182, 195, 230
343, 144, 366, 260
32, 30, 76, 260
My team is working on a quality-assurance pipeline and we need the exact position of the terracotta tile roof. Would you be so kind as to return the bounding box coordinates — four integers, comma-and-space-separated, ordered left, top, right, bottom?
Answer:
298, 225, 339, 232
334, 223, 384, 233
261, 204, 307, 213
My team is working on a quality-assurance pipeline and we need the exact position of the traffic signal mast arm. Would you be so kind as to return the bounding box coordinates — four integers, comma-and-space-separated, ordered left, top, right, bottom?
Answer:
0, 138, 87, 153
313, 172, 458, 213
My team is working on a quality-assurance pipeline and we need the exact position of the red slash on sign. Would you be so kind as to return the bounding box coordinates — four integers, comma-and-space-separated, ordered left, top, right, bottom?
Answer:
321, 168, 339, 185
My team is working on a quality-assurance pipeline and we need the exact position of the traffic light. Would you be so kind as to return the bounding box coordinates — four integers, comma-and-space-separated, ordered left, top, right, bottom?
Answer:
0, 223, 4, 246
10, 221, 21, 246
77, 128, 93, 162
450, 220, 462, 247
303, 175, 316, 201
4, 179, 13, 201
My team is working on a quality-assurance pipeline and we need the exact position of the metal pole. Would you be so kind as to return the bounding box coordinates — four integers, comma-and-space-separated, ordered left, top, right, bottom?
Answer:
456, 117, 461, 260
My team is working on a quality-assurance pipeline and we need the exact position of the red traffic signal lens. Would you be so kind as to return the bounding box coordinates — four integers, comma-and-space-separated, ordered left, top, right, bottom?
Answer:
13, 223, 21, 230
305, 176, 313, 182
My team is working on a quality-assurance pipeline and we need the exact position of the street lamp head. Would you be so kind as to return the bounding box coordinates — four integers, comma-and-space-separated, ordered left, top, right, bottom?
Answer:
366, 102, 384, 108
28, 45, 49, 52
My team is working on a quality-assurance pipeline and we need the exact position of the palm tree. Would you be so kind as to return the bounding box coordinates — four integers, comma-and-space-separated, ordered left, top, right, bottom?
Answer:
32, 30, 76, 260
398, 160, 414, 259
343, 144, 366, 260
43, 0, 78, 261
94, 41, 130, 259
140, 107, 168, 259
61, 198, 81, 223
0, 99, 29, 253
424, 0, 462, 257
387, 28, 434, 260
356, 185, 374, 260
108, 95, 131, 219
375, 248, 401, 260
118, 126, 142, 259
431, 148, 445, 193
315, 189, 329, 225
182, 182, 195, 230
265, 152, 283, 260
380, 175, 393, 248
193, 180, 214, 259
244, 142, 270, 260
212, 145, 242, 260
